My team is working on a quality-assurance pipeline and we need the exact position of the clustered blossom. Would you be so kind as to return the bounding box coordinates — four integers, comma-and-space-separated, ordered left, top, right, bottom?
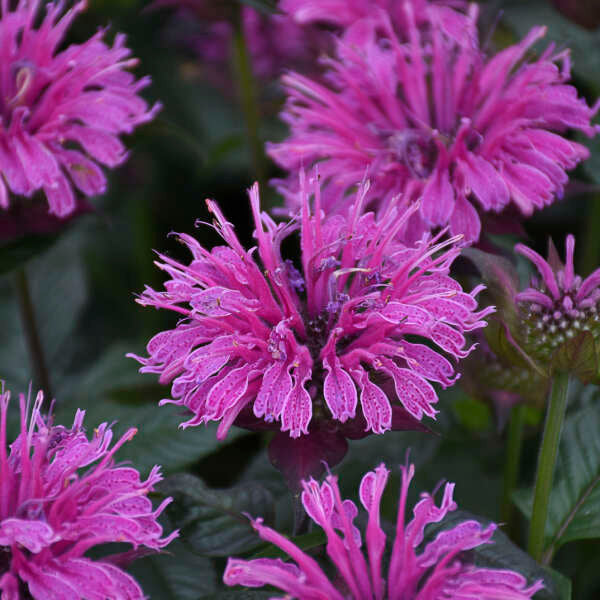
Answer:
0, 388, 177, 600
224, 462, 545, 599
130, 176, 492, 439
0, 0, 160, 217
516, 235, 600, 359
269, 2, 599, 242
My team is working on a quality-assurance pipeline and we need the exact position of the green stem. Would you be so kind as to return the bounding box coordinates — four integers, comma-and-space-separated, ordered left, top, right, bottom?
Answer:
501, 403, 527, 540
528, 372, 570, 561
14, 267, 53, 399
231, 10, 265, 187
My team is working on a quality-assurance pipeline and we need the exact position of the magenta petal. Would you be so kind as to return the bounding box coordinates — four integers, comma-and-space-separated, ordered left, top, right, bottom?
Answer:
420, 166, 455, 227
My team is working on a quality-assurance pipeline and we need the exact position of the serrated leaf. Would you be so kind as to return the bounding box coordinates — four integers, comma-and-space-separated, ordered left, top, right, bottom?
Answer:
160, 473, 275, 557
514, 405, 600, 562
128, 540, 217, 600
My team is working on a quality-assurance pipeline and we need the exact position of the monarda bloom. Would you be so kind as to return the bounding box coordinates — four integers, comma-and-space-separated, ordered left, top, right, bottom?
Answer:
129, 177, 492, 444
0, 0, 160, 218
268, 3, 599, 242
0, 389, 177, 599
516, 235, 600, 365
224, 462, 544, 599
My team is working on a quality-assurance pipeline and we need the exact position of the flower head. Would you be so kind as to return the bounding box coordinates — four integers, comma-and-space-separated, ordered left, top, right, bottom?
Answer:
224, 462, 544, 599
516, 234, 600, 360
268, 4, 599, 242
0, 0, 160, 217
129, 176, 492, 440
0, 388, 177, 600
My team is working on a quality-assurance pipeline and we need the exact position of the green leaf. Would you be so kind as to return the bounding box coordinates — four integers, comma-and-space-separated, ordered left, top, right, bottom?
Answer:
160, 473, 276, 557
514, 404, 600, 562
55, 344, 246, 475
543, 567, 572, 600
0, 233, 58, 276
128, 540, 217, 600
0, 229, 87, 391
250, 529, 327, 560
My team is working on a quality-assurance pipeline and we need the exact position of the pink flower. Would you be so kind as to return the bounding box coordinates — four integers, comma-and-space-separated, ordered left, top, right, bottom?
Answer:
0, 0, 160, 218
129, 175, 492, 440
516, 234, 600, 359
0, 388, 177, 600
224, 462, 544, 599
268, 4, 599, 242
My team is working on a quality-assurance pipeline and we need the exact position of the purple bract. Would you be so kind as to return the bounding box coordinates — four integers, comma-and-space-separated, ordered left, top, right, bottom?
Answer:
0, 388, 177, 600
129, 175, 492, 439
269, 3, 599, 242
224, 461, 544, 599
0, 0, 160, 217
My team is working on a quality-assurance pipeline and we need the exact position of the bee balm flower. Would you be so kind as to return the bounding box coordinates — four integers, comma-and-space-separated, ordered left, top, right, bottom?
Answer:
0, 0, 160, 217
269, 4, 599, 242
0, 388, 177, 600
224, 462, 544, 599
129, 176, 492, 440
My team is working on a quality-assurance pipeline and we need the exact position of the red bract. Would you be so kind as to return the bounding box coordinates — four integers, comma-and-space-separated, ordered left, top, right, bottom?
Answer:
0, 0, 160, 217
129, 175, 492, 440
0, 389, 177, 600
224, 462, 544, 599
269, 3, 599, 242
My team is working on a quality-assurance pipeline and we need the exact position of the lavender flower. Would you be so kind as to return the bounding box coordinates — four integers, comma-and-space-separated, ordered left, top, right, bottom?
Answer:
516, 234, 600, 361
0, 0, 160, 218
224, 462, 544, 599
0, 388, 177, 600
269, 3, 599, 242
129, 176, 492, 440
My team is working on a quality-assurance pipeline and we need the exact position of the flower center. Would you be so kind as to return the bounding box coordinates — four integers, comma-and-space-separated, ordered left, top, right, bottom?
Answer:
522, 292, 600, 353
387, 129, 439, 178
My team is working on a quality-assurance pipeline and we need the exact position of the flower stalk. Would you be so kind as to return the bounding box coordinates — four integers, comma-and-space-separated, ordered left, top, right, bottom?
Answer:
528, 371, 571, 561
13, 267, 53, 399
502, 403, 527, 541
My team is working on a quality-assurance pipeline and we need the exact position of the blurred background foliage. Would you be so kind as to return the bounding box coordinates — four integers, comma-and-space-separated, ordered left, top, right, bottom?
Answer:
0, 0, 600, 598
